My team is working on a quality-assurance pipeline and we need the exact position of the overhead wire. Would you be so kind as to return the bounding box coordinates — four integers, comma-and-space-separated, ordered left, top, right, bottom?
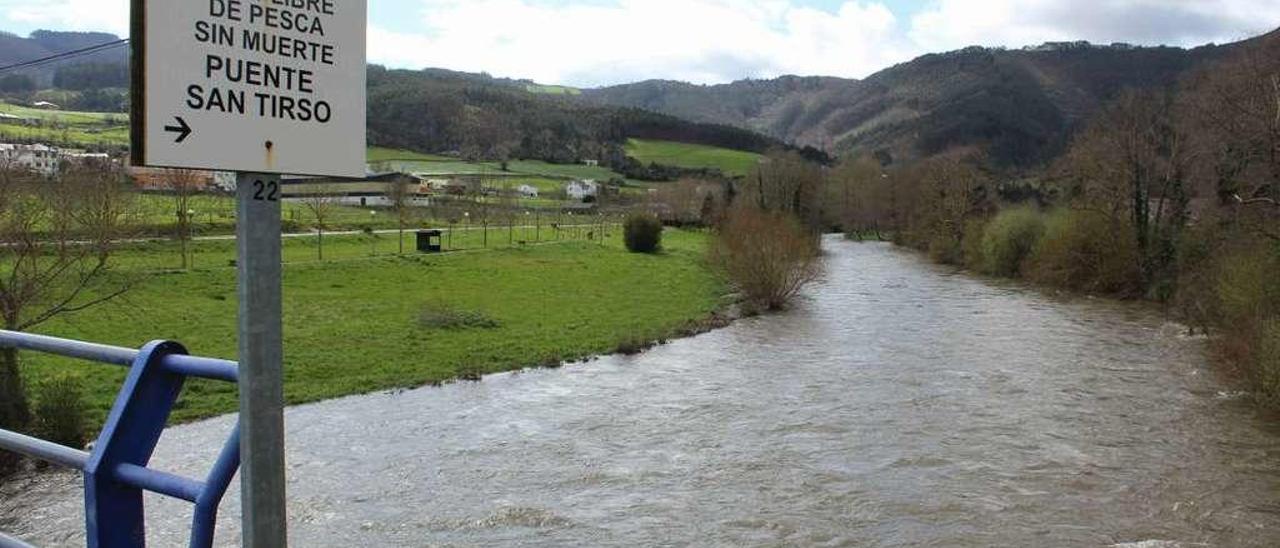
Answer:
0, 38, 130, 75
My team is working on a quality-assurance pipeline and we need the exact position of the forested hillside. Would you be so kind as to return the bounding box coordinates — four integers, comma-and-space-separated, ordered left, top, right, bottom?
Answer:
584, 35, 1276, 168
365, 66, 804, 171
0, 30, 127, 87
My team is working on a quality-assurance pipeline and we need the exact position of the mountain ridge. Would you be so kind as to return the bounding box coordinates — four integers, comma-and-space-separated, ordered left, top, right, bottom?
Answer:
581, 33, 1280, 167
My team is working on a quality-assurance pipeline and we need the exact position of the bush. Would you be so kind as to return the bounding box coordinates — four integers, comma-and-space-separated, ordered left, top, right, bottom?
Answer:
1258, 319, 1280, 407
710, 206, 822, 312
1213, 244, 1280, 327
624, 213, 663, 253
1025, 209, 1142, 296
961, 218, 988, 271
926, 233, 963, 265
34, 376, 88, 450
980, 207, 1046, 277
418, 300, 501, 330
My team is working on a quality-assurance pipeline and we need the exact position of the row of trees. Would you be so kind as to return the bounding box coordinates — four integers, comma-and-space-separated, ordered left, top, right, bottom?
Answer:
0, 158, 135, 476
828, 34, 1280, 404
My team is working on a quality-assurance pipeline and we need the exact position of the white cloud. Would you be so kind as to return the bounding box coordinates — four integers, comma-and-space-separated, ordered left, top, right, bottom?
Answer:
909, 0, 1280, 52
368, 0, 915, 87
5, 0, 129, 36
4, 0, 1280, 86
368, 0, 1280, 86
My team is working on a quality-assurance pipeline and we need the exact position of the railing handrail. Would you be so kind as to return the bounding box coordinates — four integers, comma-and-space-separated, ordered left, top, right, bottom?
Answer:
0, 429, 89, 470
0, 330, 242, 548
0, 330, 238, 382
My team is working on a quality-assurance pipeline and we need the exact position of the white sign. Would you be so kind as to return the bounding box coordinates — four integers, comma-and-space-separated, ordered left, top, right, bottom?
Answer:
134, 0, 367, 177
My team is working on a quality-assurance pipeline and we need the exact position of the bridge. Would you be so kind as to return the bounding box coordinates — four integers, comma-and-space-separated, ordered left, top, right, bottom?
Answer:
0, 330, 242, 548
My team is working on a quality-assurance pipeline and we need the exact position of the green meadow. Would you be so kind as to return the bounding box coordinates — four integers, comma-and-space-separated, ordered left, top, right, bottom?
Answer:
20, 229, 727, 429
626, 138, 763, 177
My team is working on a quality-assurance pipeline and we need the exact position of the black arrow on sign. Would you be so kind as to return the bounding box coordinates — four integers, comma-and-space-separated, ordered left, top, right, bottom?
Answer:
164, 116, 192, 143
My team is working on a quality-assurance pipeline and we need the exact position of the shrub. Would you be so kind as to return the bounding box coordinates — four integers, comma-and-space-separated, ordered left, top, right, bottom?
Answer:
961, 218, 988, 271
927, 233, 963, 265
418, 300, 501, 330
1258, 319, 1280, 407
1025, 209, 1142, 296
0, 349, 29, 478
980, 207, 1046, 277
710, 206, 822, 312
34, 376, 88, 450
624, 213, 663, 253
1213, 244, 1280, 327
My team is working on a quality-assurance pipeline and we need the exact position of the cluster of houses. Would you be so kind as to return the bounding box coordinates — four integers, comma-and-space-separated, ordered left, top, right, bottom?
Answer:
3, 141, 612, 207
0, 143, 110, 177
412, 175, 603, 202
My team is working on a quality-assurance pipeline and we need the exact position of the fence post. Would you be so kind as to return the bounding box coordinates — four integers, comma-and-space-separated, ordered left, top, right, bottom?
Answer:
83, 340, 189, 547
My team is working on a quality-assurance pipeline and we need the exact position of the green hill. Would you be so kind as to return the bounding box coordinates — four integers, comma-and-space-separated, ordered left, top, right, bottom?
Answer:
625, 139, 762, 176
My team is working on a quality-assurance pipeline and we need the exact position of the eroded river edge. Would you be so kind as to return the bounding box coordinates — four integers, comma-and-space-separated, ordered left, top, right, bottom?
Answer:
3, 239, 1279, 547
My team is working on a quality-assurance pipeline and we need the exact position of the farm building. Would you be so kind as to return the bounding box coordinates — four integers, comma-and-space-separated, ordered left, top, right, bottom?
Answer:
518, 184, 539, 198
0, 143, 60, 176
129, 166, 217, 191
565, 179, 599, 200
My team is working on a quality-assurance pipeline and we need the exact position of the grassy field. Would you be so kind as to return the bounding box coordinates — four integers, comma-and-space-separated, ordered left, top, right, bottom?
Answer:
0, 102, 129, 148
626, 139, 763, 177
366, 147, 454, 164
525, 84, 581, 96
127, 193, 411, 234
20, 229, 725, 429
0, 102, 125, 125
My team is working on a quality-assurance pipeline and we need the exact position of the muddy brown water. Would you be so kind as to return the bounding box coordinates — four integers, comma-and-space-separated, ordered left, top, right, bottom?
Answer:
3, 239, 1279, 547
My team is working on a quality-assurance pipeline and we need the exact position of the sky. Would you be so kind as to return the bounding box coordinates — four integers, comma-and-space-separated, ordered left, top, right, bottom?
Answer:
1, 0, 1278, 87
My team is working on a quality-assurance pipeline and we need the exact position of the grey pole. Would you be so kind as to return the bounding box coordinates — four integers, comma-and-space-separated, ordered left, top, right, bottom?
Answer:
236, 172, 288, 547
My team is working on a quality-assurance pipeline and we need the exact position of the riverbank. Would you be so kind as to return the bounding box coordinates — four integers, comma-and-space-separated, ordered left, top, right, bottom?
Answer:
8, 239, 1277, 547
20, 229, 731, 429
867, 216, 1280, 412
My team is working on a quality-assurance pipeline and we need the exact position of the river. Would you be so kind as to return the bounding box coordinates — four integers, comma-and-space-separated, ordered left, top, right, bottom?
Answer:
3, 238, 1279, 547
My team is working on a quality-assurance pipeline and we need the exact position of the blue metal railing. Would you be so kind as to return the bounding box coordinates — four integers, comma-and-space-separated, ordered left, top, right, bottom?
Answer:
0, 331, 242, 548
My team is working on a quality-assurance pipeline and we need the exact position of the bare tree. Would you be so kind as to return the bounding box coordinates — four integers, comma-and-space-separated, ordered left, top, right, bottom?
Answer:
709, 205, 823, 312
830, 155, 890, 238
1063, 90, 1191, 287
742, 150, 827, 232
1, 158, 134, 472
651, 178, 724, 226
302, 191, 338, 261
384, 176, 415, 254
1179, 36, 1280, 242
169, 169, 204, 269
500, 180, 517, 246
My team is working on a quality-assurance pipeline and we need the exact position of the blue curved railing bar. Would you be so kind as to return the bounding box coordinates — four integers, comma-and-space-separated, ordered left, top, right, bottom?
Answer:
0, 330, 242, 548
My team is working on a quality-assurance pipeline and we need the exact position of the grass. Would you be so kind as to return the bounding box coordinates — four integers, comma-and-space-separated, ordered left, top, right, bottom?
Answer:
19, 229, 725, 429
0, 102, 125, 124
366, 147, 453, 164
0, 101, 129, 148
626, 139, 763, 177
124, 193, 410, 234
525, 84, 581, 96
0, 124, 129, 148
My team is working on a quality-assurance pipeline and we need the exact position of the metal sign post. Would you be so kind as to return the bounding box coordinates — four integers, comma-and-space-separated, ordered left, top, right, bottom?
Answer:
236, 172, 285, 547
131, 1, 367, 545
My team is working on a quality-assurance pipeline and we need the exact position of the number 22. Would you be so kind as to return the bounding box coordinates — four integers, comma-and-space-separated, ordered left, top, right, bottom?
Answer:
252, 180, 280, 202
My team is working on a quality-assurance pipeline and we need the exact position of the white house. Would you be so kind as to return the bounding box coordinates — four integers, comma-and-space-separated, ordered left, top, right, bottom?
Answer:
0, 143, 60, 177
517, 184, 539, 198
565, 179, 599, 201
